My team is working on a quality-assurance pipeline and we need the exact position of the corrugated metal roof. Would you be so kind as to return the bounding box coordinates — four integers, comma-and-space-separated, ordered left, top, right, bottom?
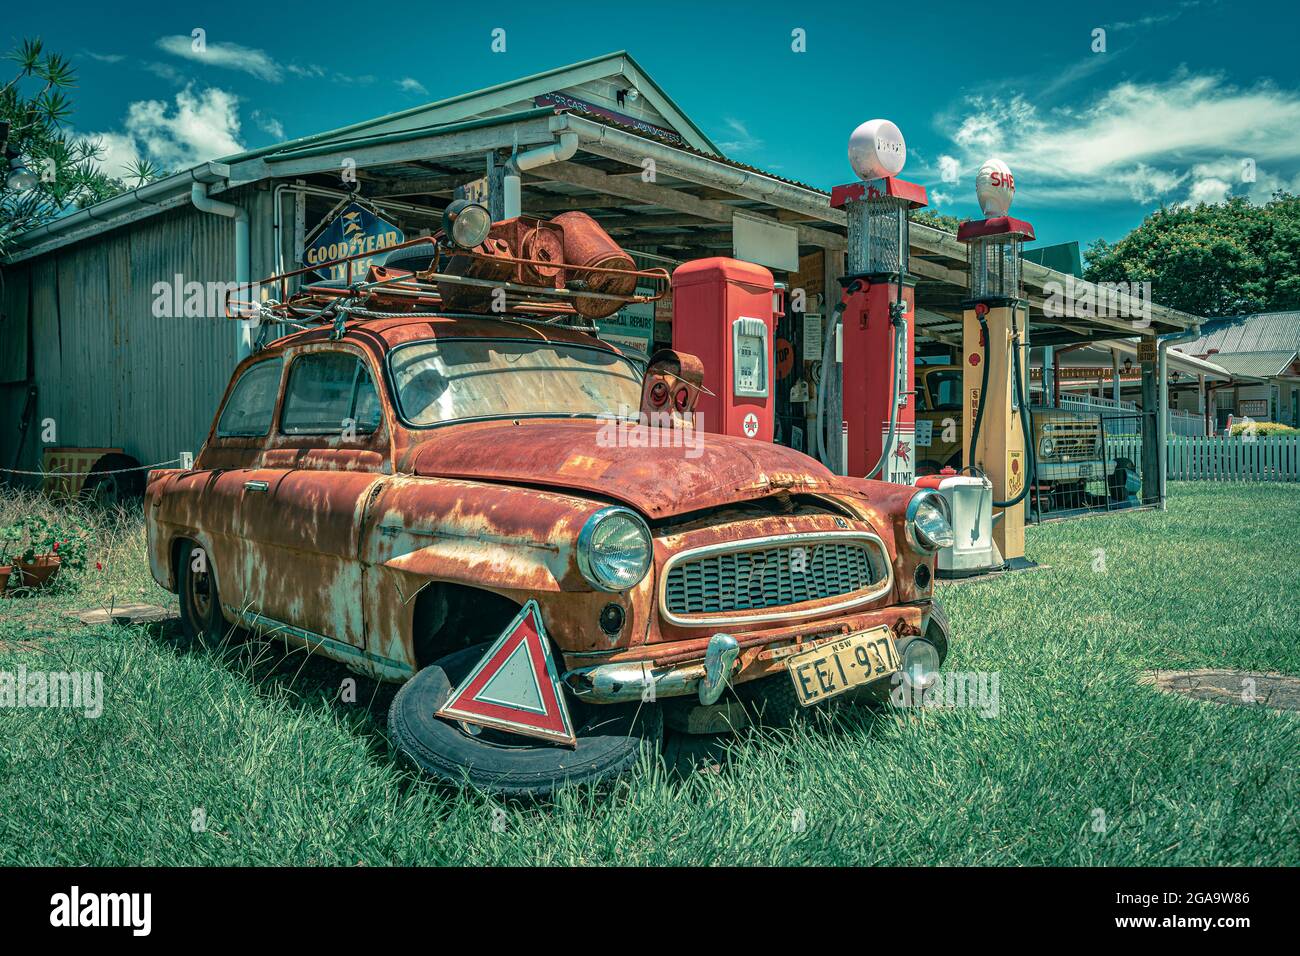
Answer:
217, 50, 720, 164
1203, 350, 1298, 378
555, 109, 829, 195
1182, 310, 1300, 355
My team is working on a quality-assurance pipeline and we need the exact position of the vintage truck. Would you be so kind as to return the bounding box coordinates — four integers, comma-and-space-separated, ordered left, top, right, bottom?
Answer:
144, 211, 954, 795
914, 364, 1110, 489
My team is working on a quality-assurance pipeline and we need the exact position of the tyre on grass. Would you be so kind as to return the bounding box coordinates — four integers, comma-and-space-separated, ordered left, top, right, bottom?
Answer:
388, 641, 663, 797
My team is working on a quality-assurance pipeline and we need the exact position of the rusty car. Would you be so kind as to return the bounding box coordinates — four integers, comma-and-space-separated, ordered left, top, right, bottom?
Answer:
144, 204, 955, 795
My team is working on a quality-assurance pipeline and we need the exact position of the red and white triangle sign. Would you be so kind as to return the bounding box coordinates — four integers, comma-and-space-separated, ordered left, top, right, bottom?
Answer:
435, 599, 576, 747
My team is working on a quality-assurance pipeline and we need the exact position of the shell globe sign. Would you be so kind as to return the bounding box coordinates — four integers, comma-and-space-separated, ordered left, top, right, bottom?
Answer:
975, 158, 1015, 216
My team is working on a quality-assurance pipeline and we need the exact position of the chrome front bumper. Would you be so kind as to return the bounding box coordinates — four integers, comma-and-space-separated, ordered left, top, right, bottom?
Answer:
564, 633, 739, 705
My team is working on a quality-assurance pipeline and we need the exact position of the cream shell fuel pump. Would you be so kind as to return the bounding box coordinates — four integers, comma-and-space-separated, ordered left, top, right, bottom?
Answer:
953, 159, 1039, 570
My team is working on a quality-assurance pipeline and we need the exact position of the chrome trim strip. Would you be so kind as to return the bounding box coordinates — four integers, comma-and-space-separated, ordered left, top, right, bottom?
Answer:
657, 530, 894, 627
228, 606, 414, 680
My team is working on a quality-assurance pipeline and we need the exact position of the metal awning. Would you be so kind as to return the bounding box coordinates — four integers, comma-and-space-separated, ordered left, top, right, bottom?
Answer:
5, 103, 1209, 345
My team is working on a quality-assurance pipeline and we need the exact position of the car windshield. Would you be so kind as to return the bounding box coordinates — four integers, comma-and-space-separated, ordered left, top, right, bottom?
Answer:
389, 337, 644, 426
927, 369, 963, 411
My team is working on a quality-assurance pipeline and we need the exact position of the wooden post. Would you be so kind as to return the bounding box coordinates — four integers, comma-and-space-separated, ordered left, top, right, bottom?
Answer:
485, 151, 505, 222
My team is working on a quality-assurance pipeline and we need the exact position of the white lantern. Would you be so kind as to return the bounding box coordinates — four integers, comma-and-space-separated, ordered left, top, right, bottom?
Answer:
848, 119, 906, 181
975, 158, 1015, 217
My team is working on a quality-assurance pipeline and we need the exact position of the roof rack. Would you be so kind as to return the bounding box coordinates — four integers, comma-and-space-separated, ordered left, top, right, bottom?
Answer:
226, 234, 669, 342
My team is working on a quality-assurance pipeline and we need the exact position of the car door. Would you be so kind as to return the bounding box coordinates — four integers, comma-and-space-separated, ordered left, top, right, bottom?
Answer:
239, 345, 391, 654
165, 355, 286, 619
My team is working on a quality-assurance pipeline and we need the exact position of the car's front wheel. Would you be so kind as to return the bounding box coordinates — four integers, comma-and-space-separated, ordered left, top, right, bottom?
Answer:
388, 642, 662, 796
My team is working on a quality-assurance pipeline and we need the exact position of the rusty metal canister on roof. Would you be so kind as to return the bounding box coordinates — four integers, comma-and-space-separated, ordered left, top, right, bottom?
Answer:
551, 211, 637, 319
436, 237, 514, 312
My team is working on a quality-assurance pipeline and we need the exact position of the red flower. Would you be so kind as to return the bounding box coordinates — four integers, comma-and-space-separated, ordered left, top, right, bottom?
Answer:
95, 561, 103, 571
52, 541, 59, 552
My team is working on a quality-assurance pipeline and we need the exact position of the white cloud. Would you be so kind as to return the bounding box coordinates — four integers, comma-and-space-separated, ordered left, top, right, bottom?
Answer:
937, 155, 962, 185
1185, 177, 1232, 205
717, 117, 763, 154
82, 85, 244, 177
83, 51, 125, 64
83, 131, 141, 180
251, 110, 285, 140
156, 36, 283, 83
144, 62, 185, 85
397, 77, 428, 96
935, 71, 1300, 208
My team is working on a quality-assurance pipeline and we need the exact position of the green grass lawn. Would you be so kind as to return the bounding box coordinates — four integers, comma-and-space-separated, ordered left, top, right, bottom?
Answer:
1, 482, 1296, 865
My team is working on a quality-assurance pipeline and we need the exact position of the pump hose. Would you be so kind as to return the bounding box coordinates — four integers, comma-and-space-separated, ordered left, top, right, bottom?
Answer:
866, 268, 907, 480
967, 304, 1036, 509
813, 283, 860, 470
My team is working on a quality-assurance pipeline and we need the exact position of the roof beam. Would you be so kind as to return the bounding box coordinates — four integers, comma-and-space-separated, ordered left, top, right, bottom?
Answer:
530, 159, 846, 250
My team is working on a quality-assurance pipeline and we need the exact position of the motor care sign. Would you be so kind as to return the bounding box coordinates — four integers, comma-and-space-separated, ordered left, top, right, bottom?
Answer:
305, 201, 404, 280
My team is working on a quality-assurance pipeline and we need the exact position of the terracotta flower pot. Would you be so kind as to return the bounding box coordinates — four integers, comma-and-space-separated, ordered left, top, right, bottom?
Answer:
17, 554, 61, 589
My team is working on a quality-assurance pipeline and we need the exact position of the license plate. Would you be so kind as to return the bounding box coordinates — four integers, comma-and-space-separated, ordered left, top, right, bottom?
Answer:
786, 627, 900, 707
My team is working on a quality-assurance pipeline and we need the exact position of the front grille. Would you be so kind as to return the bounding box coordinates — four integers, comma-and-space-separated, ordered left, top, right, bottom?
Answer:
1043, 425, 1099, 461
664, 538, 886, 617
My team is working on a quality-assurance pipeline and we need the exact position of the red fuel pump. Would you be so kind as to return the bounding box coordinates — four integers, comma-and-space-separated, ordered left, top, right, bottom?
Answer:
671, 257, 776, 441
817, 120, 927, 483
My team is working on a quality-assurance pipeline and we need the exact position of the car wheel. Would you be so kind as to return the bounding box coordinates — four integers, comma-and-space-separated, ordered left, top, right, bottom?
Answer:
81, 454, 144, 509
925, 597, 951, 662
735, 671, 804, 727
177, 543, 228, 644
388, 642, 663, 797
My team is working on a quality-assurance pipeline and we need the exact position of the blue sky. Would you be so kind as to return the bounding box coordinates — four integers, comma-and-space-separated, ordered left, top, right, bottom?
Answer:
9, 0, 1300, 254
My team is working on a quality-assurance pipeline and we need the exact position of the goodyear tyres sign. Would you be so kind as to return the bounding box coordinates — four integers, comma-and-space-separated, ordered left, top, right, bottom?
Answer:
305, 202, 404, 281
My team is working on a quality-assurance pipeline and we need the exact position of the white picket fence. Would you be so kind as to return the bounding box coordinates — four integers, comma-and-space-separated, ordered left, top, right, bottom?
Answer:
1106, 435, 1300, 482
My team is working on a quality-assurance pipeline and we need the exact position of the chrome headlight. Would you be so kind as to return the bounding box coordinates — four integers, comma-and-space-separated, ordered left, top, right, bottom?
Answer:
577, 507, 652, 591
906, 491, 954, 552
1039, 436, 1054, 458
441, 199, 491, 249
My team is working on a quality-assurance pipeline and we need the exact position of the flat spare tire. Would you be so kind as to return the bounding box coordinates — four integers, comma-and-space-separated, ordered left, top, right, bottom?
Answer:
388, 642, 662, 796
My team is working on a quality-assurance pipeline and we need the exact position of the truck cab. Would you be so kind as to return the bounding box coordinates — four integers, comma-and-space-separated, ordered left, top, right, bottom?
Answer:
914, 363, 1112, 489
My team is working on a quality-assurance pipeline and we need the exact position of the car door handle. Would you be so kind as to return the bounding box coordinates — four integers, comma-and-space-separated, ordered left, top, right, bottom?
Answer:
244, 480, 270, 493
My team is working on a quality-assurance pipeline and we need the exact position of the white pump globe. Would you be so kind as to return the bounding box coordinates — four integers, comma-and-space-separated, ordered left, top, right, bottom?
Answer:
975, 158, 1015, 216
848, 119, 906, 180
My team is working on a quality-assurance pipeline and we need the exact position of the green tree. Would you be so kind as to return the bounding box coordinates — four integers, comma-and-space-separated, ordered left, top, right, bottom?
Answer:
1083, 193, 1300, 318
913, 209, 962, 234
1, 38, 162, 255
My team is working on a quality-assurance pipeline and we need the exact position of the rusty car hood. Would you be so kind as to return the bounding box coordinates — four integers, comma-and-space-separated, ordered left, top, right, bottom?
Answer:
406, 419, 842, 518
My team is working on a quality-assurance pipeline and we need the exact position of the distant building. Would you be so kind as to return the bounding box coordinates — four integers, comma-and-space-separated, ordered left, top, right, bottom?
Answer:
1177, 311, 1300, 428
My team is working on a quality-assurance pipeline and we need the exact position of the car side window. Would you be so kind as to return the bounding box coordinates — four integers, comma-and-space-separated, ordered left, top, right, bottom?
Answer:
216, 358, 284, 437
281, 352, 382, 436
